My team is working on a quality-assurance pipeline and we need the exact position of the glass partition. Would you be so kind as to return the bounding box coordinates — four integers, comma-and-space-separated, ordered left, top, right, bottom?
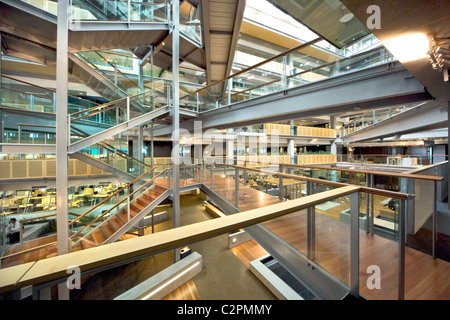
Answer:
70, 0, 169, 23
192, 46, 395, 113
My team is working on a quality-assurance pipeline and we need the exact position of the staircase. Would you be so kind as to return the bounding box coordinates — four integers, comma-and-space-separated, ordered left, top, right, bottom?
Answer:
69, 55, 126, 102
71, 175, 170, 250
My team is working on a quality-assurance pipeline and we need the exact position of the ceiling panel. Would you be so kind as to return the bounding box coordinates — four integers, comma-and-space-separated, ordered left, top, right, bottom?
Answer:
267, 0, 371, 48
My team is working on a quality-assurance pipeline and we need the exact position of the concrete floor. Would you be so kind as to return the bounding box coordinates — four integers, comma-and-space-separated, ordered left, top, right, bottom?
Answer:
71, 192, 276, 300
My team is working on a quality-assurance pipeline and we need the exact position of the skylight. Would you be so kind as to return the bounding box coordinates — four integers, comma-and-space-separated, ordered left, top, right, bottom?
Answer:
244, 0, 319, 43
243, 0, 342, 55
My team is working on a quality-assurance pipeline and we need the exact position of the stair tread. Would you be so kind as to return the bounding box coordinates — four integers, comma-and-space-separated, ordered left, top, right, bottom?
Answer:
137, 197, 151, 206
109, 217, 124, 230
71, 243, 83, 252
142, 193, 157, 202
132, 202, 146, 211
147, 190, 162, 198
91, 230, 106, 246
81, 236, 96, 249
100, 223, 116, 239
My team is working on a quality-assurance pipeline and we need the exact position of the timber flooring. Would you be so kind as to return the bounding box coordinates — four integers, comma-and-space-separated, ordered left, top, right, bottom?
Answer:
168, 174, 450, 300
2, 174, 449, 300
162, 280, 201, 300
231, 240, 269, 269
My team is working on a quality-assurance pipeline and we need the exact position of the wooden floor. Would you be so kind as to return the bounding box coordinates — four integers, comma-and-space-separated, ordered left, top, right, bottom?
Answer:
164, 174, 450, 300
2, 174, 450, 300
231, 240, 269, 269
162, 280, 201, 300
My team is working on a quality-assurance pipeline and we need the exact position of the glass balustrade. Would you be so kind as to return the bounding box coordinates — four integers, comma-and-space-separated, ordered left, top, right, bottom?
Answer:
191, 45, 395, 113
70, 0, 169, 23
1, 159, 436, 300
341, 102, 424, 137
68, 86, 170, 144
1, 75, 99, 115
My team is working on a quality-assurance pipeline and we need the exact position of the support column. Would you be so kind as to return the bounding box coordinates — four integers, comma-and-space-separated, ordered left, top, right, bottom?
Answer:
137, 125, 144, 175
288, 139, 295, 165
56, 0, 70, 300
171, 0, 181, 262
330, 116, 336, 130
226, 130, 234, 165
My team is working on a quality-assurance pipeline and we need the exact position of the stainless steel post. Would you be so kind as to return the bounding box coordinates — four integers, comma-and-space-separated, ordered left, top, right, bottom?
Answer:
350, 192, 360, 298
235, 166, 239, 207
171, 0, 181, 262
307, 181, 315, 261
398, 198, 406, 300
56, 0, 70, 300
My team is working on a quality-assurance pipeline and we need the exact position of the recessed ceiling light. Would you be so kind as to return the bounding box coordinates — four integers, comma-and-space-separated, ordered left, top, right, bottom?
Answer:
339, 13, 354, 23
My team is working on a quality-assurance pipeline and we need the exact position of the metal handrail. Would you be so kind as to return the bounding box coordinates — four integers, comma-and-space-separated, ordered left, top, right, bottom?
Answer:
69, 89, 162, 121
1, 74, 100, 107
70, 168, 167, 240
208, 157, 443, 182
68, 166, 157, 228
193, 38, 322, 94
210, 160, 412, 200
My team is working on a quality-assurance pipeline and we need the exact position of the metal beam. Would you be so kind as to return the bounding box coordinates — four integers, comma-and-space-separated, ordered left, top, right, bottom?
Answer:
68, 106, 170, 153
152, 63, 430, 136
0, 143, 56, 154
341, 102, 447, 144
68, 22, 170, 32
70, 152, 136, 182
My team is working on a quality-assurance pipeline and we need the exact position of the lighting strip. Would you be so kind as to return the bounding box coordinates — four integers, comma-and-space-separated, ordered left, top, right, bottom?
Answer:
140, 261, 201, 300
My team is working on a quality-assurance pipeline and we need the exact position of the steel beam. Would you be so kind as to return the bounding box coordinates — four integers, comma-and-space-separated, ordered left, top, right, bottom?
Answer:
70, 152, 136, 182
341, 102, 447, 144
68, 22, 170, 32
68, 106, 170, 153
153, 63, 430, 136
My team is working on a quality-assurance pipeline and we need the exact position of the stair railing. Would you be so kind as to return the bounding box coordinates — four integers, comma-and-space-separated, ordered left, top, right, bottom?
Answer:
69, 166, 165, 241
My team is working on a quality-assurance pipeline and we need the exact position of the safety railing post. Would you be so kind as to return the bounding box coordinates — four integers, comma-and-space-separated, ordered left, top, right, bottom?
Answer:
126, 97, 130, 121
307, 181, 315, 261
365, 174, 370, 233
398, 198, 406, 300
243, 161, 247, 186
432, 180, 437, 259
210, 165, 214, 189
350, 191, 360, 298
168, 169, 171, 190
127, 196, 131, 222
196, 92, 199, 113
235, 166, 239, 207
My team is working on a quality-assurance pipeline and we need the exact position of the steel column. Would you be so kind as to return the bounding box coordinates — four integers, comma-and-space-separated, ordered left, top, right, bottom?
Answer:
171, 0, 181, 262
56, 0, 70, 300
